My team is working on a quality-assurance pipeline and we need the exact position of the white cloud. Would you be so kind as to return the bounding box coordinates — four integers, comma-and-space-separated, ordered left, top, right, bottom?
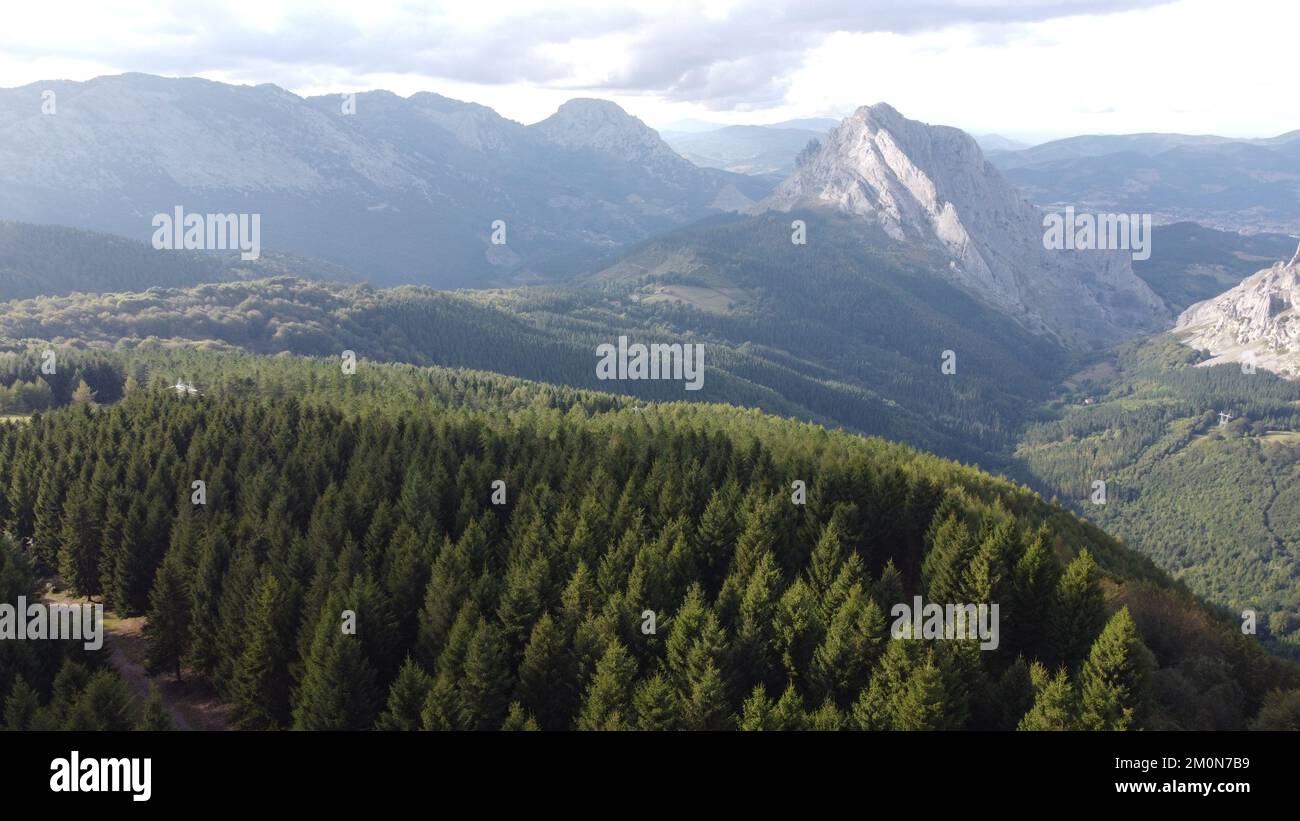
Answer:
0, 0, 1292, 139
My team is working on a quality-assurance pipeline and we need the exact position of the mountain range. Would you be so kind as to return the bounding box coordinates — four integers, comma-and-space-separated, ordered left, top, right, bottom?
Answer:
2, 73, 1299, 662
0, 74, 771, 288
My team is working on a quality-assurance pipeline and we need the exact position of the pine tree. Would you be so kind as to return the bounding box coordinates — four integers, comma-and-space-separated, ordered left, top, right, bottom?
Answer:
144, 554, 190, 682
1018, 662, 1079, 731
415, 532, 473, 665
516, 612, 576, 730
739, 684, 777, 731
375, 656, 433, 731
962, 519, 1015, 605
497, 553, 549, 657
807, 520, 846, 601
809, 585, 884, 706
58, 490, 100, 597
774, 578, 821, 685
3, 675, 39, 730
695, 483, 738, 593
1079, 607, 1154, 731
501, 701, 540, 731
187, 528, 229, 679
1051, 549, 1107, 668
853, 640, 955, 730
576, 638, 637, 730
684, 658, 732, 730
457, 620, 511, 731
65, 670, 136, 731
808, 698, 844, 731
420, 674, 459, 731
733, 550, 782, 689
293, 603, 381, 730
31, 461, 67, 571
70, 379, 97, 406
872, 559, 904, 612
995, 656, 1035, 731
771, 683, 807, 730
229, 573, 290, 729
921, 513, 976, 604
1010, 529, 1059, 659
632, 673, 682, 730
48, 659, 90, 725
136, 686, 175, 731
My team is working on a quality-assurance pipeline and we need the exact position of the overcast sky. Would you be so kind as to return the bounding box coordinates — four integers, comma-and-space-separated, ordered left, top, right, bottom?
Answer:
0, 0, 1294, 141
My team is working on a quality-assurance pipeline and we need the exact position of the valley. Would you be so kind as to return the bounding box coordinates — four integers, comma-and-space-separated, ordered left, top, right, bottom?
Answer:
2, 69, 1298, 737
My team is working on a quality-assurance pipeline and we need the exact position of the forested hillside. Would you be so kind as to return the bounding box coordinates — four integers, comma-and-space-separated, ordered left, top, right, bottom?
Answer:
1017, 336, 1300, 658
0, 211, 1072, 467
0, 221, 360, 300
1, 347, 1295, 730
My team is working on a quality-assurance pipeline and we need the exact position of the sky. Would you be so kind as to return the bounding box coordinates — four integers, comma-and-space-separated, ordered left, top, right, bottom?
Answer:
0, 0, 1295, 142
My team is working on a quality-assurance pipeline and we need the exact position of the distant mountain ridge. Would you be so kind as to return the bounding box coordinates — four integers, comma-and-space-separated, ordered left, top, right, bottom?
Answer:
990, 129, 1300, 235
663, 124, 822, 175
0, 73, 770, 288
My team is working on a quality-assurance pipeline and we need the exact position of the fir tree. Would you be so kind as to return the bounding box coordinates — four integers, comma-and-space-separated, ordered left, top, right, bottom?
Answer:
501, 701, 540, 731
921, 513, 976, 604
3, 676, 39, 731
576, 639, 637, 731
137, 686, 175, 731
1079, 607, 1154, 731
58, 490, 100, 597
375, 656, 433, 731
293, 605, 381, 730
458, 620, 512, 731
229, 573, 290, 729
1051, 550, 1107, 668
1018, 662, 1080, 731
632, 673, 682, 730
145, 554, 191, 682
65, 670, 136, 731
516, 612, 576, 731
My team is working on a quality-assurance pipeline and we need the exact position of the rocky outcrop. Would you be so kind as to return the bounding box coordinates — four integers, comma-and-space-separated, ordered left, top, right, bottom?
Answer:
752, 103, 1170, 348
1174, 243, 1300, 378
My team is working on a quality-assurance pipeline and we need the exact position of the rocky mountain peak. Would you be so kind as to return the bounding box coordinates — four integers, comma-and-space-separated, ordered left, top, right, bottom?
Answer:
530, 98, 693, 180
752, 102, 1169, 348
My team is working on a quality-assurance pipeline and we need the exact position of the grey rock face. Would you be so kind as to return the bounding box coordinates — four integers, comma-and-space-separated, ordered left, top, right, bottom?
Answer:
753, 103, 1170, 348
1174, 243, 1300, 378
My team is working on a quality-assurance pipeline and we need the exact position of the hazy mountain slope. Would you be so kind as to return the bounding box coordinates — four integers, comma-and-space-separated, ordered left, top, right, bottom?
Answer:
752, 104, 1168, 348
0, 221, 364, 299
991, 132, 1300, 234
991, 133, 1253, 168
1132, 222, 1300, 313
0, 74, 768, 288
974, 134, 1032, 154
663, 125, 823, 175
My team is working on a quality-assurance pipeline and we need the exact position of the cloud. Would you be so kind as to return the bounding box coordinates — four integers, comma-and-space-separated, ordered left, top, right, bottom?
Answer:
0, 0, 1176, 109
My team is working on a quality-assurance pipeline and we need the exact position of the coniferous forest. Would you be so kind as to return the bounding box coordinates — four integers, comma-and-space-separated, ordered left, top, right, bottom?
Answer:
2, 348, 1296, 731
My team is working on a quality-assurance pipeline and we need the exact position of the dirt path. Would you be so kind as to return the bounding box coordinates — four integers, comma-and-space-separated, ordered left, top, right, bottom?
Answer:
45, 589, 231, 731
